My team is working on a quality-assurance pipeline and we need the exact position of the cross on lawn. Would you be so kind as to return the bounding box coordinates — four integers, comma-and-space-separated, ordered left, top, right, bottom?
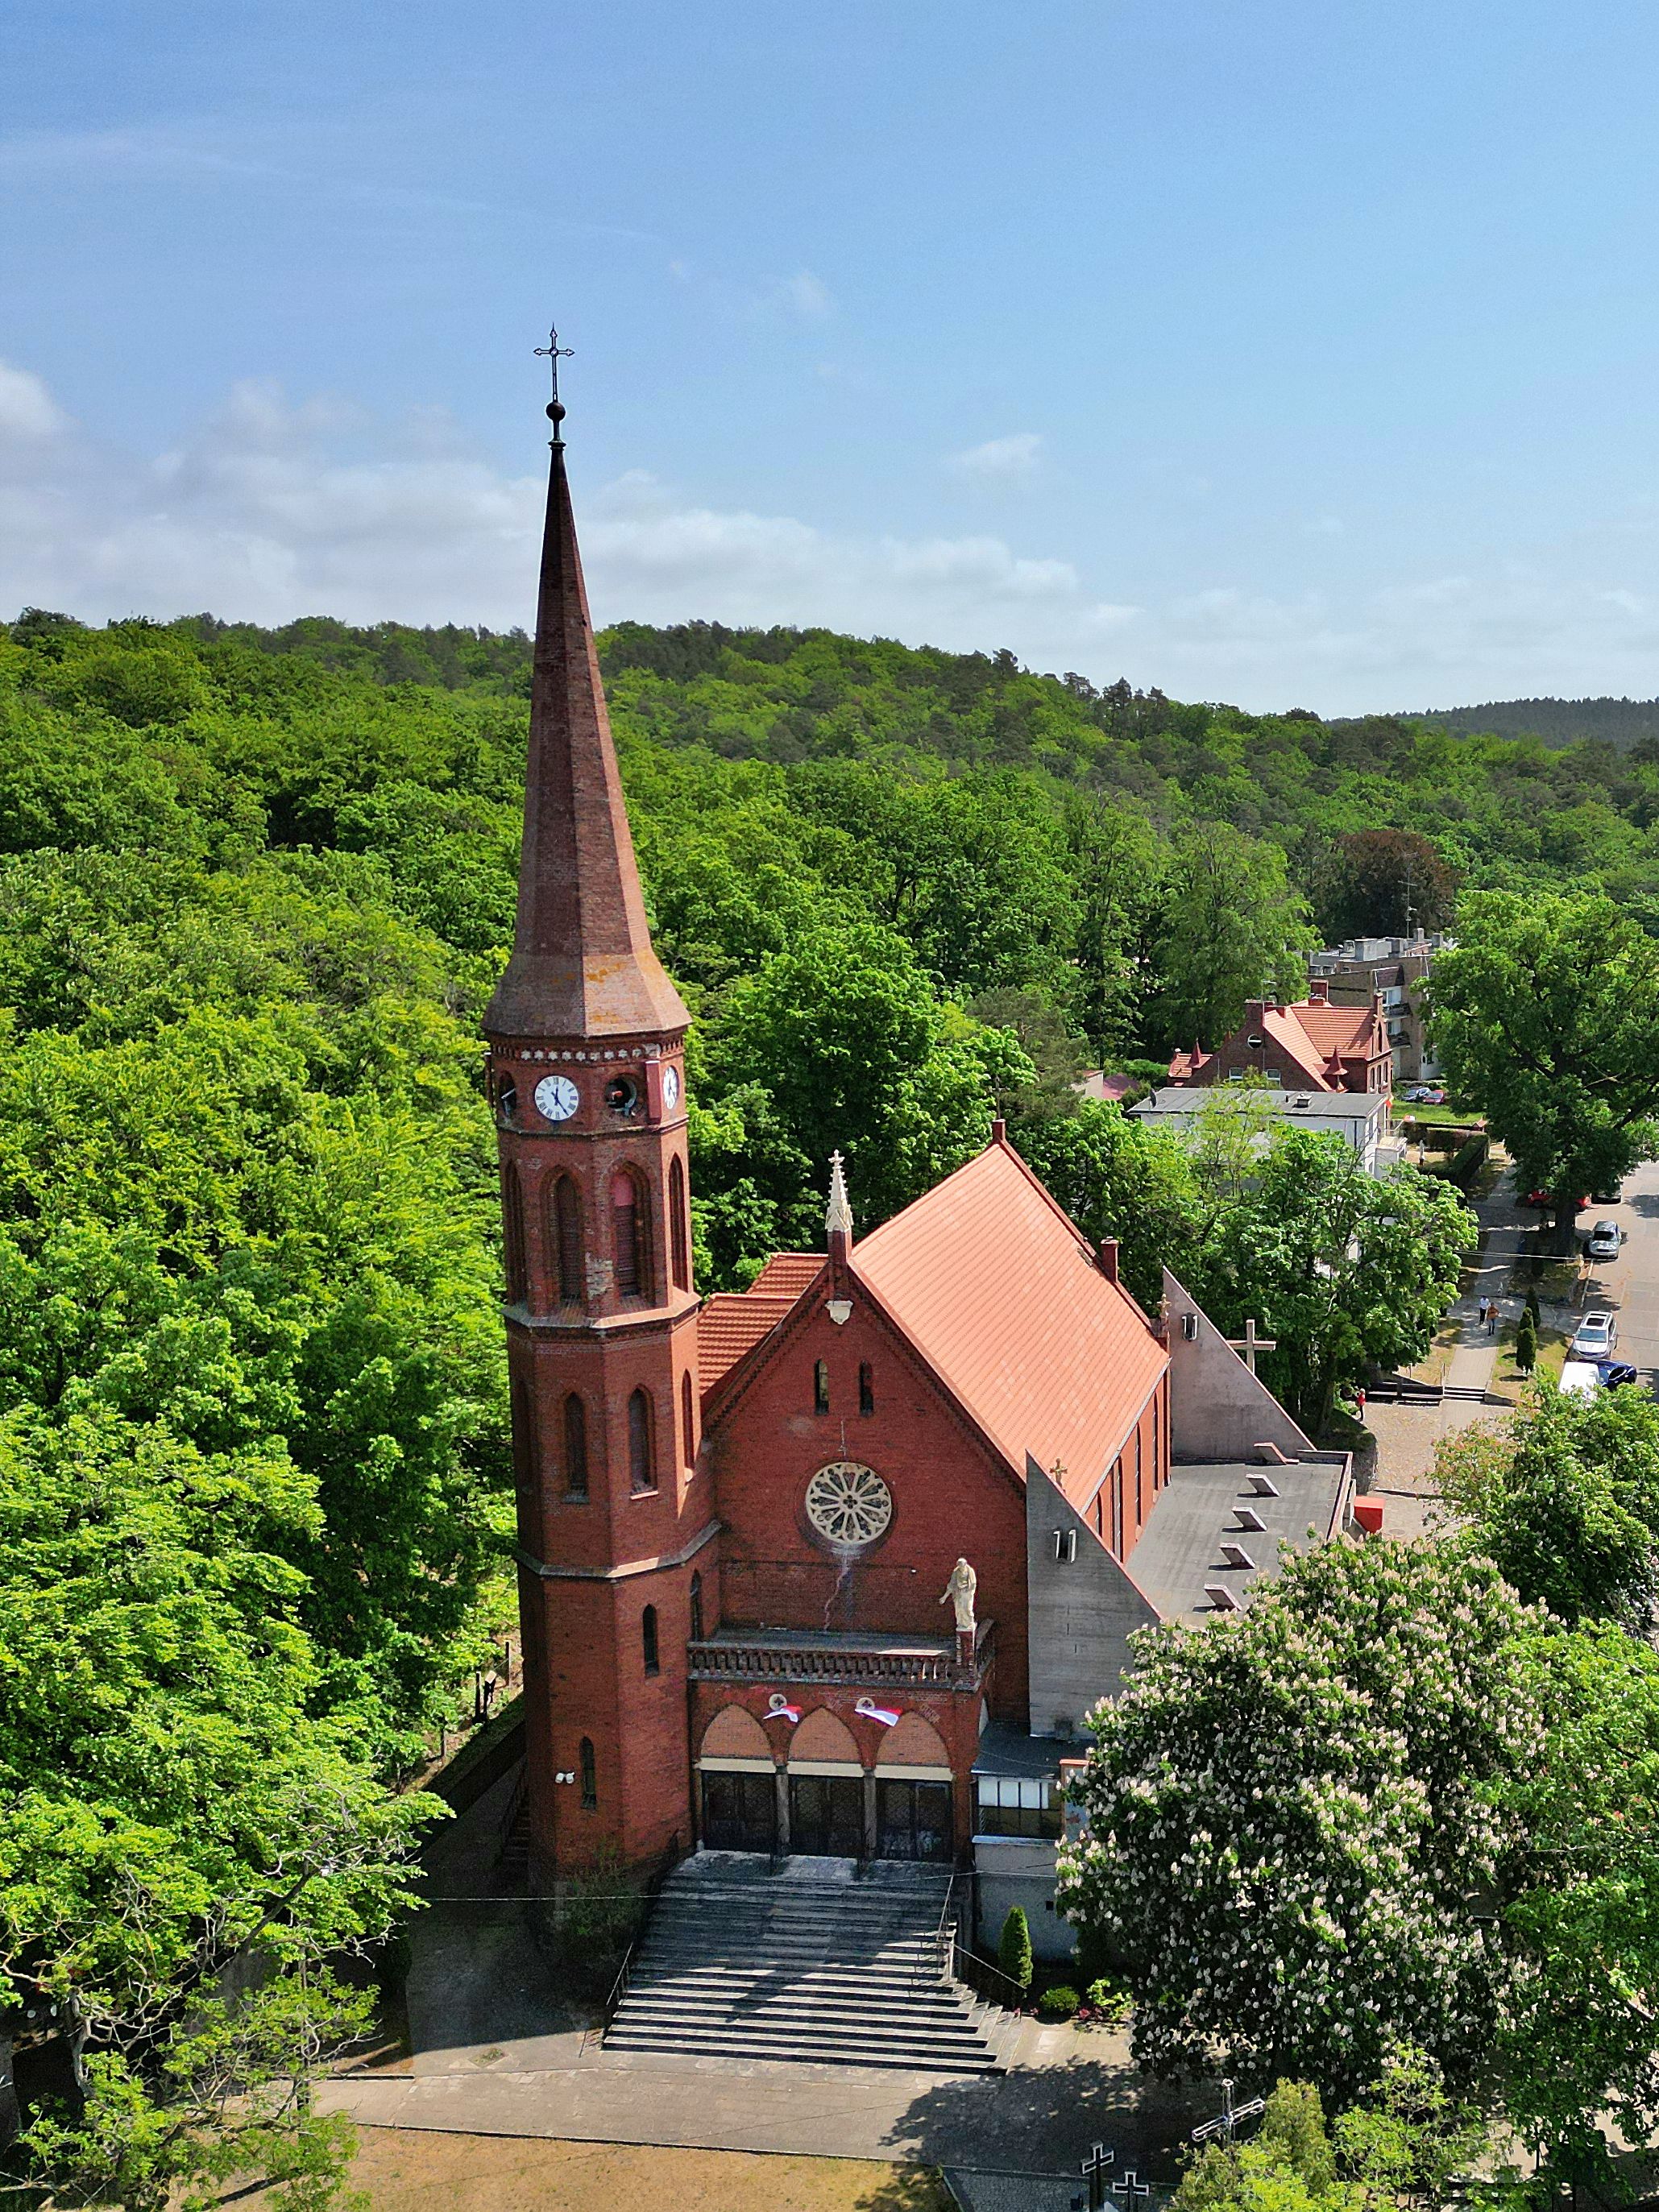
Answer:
1078, 2141, 1116, 2212
1224, 1319, 1277, 1376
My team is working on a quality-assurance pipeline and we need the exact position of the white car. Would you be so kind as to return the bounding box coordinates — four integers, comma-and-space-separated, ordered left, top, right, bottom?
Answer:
1586, 1220, 1623, 1259
1571, 1311, 1618, 1357
1561, 1359, 1603, 1399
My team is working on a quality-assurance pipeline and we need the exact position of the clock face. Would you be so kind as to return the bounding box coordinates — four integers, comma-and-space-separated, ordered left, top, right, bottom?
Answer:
662, 1064, 681, 1112
533, 1073, 579, 1123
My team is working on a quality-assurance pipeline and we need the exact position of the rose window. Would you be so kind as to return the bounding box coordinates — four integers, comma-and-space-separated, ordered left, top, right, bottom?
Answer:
804, 1461, 893, 1546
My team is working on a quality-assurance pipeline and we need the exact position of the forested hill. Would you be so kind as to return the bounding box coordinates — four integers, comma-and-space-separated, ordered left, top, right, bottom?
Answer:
1408, 694, 1659, 753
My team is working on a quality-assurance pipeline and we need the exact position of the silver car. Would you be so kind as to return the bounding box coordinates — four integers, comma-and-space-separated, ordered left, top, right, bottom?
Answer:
1587, 1220, 1623, 1259
1571, 1311, 1618, 1357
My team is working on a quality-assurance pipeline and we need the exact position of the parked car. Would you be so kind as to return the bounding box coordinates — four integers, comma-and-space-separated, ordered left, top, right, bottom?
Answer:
1586, 1219, 1624, 1258
1571, 1312, 1619, 1357
1561, 1359, 1603, 1399
1525, 1189, 1590, 1211
1404, 1085, 1447, 1105
1597, 1360, 1641, 1389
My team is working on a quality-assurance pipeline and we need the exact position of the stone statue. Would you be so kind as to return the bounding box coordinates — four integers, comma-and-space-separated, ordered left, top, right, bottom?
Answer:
939, 1555, 977, 1635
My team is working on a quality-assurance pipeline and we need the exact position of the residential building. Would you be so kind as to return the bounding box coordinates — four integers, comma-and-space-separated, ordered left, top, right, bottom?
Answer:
1165, 983, 1391, 1095
1308, 933, 1452, 1086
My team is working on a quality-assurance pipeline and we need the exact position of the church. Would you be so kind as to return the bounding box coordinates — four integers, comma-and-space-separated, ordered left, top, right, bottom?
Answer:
483, 384, 1355, 1959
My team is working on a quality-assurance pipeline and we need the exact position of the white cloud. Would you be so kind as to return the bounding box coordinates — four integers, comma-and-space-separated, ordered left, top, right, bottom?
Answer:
952, 432, 1043, 483
780, 270, 834, 321
0, 362, 67, 440
7, 362, 1659, 711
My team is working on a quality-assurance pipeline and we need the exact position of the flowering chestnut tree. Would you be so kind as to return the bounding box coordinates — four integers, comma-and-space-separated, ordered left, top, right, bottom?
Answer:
1056, 1539, 1548, 2102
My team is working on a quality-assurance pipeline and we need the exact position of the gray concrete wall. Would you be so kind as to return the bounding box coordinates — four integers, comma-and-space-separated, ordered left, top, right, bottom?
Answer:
1026, 1455, 1160, 1738
1163, 1270, 1315, 1464
973, 1836, 1073, 1962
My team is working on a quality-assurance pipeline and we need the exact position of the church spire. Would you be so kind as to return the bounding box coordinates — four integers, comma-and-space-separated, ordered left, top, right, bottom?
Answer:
484, 347, 690, 1043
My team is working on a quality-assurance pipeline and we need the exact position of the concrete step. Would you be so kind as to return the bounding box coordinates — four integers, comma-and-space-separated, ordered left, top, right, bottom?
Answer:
606, 1866, 995, 2076
603, 2023, 1002, 2073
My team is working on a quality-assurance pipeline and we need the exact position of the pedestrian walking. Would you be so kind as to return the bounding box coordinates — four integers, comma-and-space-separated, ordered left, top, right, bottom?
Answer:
1487, 1301, 1498, 1336
1477, 1294, 1490, 1328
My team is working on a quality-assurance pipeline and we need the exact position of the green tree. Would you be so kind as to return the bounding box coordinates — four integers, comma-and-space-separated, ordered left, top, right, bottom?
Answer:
997, 1905, 1034, 1996
1187, 1131, 1474, 1427
1173, 2084, 1354, 2212
1514, 1306, 1537, 1374
1455, 1385, 1659, 1630
703, 920, 1033, 1263
1058, 1540, 1545, 2101
0, 1405, 434, 2210
1429, 890, 1659, 1242
1150, 822, 1317, 1053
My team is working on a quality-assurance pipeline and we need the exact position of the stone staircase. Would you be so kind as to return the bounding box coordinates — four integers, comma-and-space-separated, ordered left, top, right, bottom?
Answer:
603, 1854, 1006, 2073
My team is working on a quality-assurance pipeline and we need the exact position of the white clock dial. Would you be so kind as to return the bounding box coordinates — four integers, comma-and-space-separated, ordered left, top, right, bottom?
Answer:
662, 1064, 681, 1111
533, 1073, 579, 1123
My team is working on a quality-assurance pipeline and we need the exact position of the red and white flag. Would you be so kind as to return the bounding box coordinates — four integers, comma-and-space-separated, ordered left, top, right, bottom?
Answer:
765, 1696, 802, 1725
856, 1696, 901, 1728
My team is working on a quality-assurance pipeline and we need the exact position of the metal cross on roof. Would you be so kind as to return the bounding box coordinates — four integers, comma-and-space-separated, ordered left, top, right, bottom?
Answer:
1223, 1319, 1278, 1375
1191, 2076, 1267, 2145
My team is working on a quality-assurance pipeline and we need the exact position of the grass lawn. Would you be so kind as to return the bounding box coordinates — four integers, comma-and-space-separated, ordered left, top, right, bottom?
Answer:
231, 2131, 952, 2212
1394, 1101, 1482, 1130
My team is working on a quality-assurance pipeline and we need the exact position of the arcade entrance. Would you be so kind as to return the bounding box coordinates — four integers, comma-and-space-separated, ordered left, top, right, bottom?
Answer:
877, 1777, 952, 1862
787, 1772, 863, 1857
699, 1769, 775, 1854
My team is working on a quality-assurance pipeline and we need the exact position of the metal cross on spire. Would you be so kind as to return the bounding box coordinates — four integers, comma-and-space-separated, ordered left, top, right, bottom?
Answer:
534, 325, 575, 424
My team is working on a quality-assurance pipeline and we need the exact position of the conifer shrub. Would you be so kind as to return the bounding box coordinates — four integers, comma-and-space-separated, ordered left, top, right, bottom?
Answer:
997, 1904, 1034, 1995
1516, 1308, 1538, 1375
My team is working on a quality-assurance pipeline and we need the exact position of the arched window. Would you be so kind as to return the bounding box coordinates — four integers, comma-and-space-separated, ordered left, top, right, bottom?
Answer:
579, 1736, 596, 1809
690, 1569, 704, 1645
612, 1169, 651, 1299
563, 1393, 588, 1501
550, 1174, 584, 1307
502, 1165, 526, 1301
642, 1604, 660, 1676
495, 1075, 518, 1124
1134, 1425, 1144, 1522
1152, 1394, 1161, 1487
628, 1387, 655, 1493
681, 1369, 696, 1468
669, 1156, 690, 1292
814, 1360, 830, 1415
858, 1362, 875, 1416
1110, 1460, 1123, 1555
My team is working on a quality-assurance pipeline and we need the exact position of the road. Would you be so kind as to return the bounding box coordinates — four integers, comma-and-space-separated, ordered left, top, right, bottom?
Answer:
1564, 1154, 1659, 1383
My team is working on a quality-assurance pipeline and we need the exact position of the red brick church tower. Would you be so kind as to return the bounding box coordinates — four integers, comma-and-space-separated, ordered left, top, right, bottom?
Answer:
484, 373, 706, 1883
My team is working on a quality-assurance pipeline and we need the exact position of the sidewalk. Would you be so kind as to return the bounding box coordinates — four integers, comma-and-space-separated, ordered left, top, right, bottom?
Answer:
1364, 1167, 1528, 1530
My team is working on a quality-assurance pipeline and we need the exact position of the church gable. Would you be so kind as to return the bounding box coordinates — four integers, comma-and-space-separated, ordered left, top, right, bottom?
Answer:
703, 1261, 1033, 1721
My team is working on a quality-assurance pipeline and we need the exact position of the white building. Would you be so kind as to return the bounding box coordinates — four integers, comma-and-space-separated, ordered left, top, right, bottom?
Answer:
1132, 1084, 1400, 1174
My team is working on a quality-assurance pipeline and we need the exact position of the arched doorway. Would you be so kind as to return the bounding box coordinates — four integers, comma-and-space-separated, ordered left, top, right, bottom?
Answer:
873, 1712, 953, 1863
786, 1709, 864, 1858
698, 1706, 776, 1854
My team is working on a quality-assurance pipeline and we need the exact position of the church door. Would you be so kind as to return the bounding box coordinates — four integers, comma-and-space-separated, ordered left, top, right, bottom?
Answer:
700, 1770, 776, 1854
876, 1779, 953, 1862
787, 1774, 864, 1858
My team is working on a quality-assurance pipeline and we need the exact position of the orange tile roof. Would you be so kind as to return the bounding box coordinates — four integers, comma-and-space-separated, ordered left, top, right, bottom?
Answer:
698, 1294, 795, 1394
1285, 1001, 1379, 1059
749, 1252, 826, 1300
852, 1141, 1168, 1506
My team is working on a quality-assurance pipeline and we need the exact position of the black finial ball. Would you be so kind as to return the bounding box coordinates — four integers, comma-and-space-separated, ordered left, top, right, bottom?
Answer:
546, 400, 566, 423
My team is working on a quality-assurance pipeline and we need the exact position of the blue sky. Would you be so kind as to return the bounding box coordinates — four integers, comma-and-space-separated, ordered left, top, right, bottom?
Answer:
6, 1, 1659, 710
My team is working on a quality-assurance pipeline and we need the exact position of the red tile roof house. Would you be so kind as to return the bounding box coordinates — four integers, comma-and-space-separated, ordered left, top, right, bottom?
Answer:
1168, 981, 1391, 1095
484, 402, 1356, 1992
